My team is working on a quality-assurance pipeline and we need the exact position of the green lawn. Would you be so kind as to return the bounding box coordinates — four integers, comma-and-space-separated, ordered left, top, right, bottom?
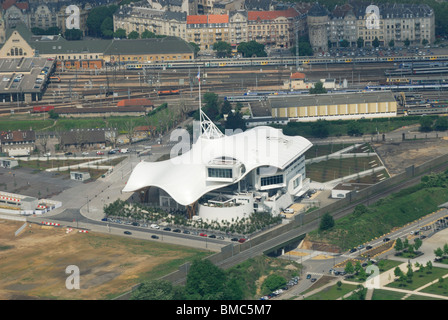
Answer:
420, 276, 448, 297
305, 283, 358, 300
386, 267, 448, 291
304, 144, 351, 159
371, 289, 407, 300
309, 186, 448, 251
306, 156, 382, 183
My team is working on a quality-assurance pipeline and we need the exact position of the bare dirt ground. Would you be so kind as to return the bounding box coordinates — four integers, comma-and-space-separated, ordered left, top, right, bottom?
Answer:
0, 220, 209, 300
373, 138, 448, 176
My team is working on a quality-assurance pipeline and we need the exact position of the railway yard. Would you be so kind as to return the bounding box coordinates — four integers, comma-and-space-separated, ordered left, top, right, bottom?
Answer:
1, 56, 448, 119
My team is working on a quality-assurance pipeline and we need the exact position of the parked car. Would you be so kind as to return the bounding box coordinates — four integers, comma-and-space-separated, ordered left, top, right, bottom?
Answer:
231, 237, 239, 241
64, 152, 73, 156
163, 227, 171, 231
366, 245, 373, 250
151, 235, 159, 239
173, 229, 181, 233
150, 224, 159, 229
124, 231, 132, 235
199, 233, 207, 237
238, 238, 246, 243
96, 151, 104, 155
208, 234, 216, 238
383, 237, 391, 242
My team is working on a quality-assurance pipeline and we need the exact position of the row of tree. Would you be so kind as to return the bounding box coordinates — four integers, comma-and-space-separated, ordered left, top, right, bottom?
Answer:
132, 259, 244, 300
419, 116, 448, 132
131, 258, 294, 300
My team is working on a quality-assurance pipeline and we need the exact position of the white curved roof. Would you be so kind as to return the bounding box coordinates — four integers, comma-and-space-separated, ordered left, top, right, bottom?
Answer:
122, 126, 312, 206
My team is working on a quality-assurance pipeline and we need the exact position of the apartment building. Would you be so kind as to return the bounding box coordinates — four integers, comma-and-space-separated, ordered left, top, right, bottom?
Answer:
247, 8, 300, 49
356, 3, 435, 47
186, 14, 230, 51
113, 4, 187, 39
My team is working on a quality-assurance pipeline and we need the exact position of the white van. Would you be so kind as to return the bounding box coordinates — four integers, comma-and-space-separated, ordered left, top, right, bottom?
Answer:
284, 208, 294, 214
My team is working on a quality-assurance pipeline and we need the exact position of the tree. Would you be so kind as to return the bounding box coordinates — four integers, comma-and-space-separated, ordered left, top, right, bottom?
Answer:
344, 261, 354, 277
113, 28, 127, 39
422, 39, 429, 46
189, 42, 200, 55
262, 274, 286, 292
131, 280, 178, 300
435, 247, 444, 259
394, 266, 403, 279
419, 116, 433, 132
340, 39, 350, 48
290, 37, 314, 56
443, 243, 448, 256
101, 17, 114, 38
48, 109, 59, 119
86, 5, 118, 38
372, 37, 380, 48
141, 30, 156, 39
237, 41, 267, 58
185, 259, 227, 299
203, 92, 221, 121
426, 260, 433, 274
388, 39, 395, 48
354, 261, 362, 275
434, 116, 448, 131
65, 28, 83, 40
404, 38, 411, 47
356, 37, 364, 48
128, 31, 140, 39
358, 268, 367, 281
225, 110, 246, 132
413, 238, 422, 252
309, 81, 327, 94
337, 280, 342, 290
221, 100, 232, 117
222, 277, 244, 300
213, 41, 232, 58
319, 213, 334, 231
311, 119, 329, 138
347, 121, 362, 136
394, 238, 404, 252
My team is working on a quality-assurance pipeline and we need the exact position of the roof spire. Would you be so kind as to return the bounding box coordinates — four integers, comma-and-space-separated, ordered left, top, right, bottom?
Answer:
197, 67, 224, 139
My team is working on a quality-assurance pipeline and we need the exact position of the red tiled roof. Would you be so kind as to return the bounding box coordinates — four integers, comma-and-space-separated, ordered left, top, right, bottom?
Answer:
2, 0, 28, 11
248, 8, 299, 21
208, 14, 229, 24
290, 72, 306, 79
117, 98, 153, 107
187, 15, 208, 24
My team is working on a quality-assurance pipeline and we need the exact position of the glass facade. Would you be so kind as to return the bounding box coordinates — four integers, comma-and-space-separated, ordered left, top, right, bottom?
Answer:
260, 174, 284, 187
208, 168, 233, 179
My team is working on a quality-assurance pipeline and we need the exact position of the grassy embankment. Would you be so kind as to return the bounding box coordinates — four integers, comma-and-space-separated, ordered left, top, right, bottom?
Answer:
308, 181, 448, 251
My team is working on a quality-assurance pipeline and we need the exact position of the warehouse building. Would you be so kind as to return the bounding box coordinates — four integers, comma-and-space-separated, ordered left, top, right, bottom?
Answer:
270, 91, 398, 121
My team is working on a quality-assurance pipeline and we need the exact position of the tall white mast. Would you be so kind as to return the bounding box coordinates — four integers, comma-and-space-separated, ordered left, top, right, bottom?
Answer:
197, 66, 224, 139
